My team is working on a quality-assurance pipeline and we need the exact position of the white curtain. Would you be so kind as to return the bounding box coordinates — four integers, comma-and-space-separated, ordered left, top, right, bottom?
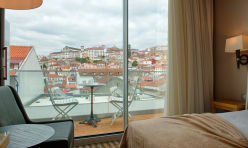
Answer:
165, 0, 214, 116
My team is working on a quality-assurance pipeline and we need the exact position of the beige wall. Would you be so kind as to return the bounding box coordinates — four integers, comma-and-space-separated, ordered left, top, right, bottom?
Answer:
214, 0, 248, 100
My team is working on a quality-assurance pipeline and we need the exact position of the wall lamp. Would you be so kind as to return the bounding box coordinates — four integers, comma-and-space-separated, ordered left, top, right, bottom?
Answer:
225, 35, 248, 69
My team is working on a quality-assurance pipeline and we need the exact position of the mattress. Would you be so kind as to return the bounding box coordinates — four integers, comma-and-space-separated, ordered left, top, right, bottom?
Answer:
217, 110, 248, 139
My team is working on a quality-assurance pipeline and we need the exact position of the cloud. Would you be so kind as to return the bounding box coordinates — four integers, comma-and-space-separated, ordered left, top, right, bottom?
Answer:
6, 0, 168, 55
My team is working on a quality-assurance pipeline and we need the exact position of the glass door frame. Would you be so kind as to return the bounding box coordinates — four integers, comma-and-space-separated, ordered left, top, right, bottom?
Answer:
0, 0, 134, 133
0, 8, 5, 86
123, 0, 128, 129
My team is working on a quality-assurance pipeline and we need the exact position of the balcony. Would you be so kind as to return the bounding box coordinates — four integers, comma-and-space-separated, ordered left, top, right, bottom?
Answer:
8, 70, 166, 136
74, 113, 163, 136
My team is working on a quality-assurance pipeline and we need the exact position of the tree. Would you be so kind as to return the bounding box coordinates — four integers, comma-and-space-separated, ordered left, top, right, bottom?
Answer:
132, 60, 138, 67
75, 57, 91, 64
84, 57, 90, 63
42, 63, 47, 69
93, 60, 102, 63
75, 57, 81, 63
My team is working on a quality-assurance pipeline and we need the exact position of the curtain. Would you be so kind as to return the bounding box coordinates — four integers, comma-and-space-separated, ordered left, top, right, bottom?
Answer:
165, 0, 214, 116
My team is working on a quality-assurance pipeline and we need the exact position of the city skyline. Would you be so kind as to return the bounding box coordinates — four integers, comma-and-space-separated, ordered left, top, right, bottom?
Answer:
5, 0, 168, 55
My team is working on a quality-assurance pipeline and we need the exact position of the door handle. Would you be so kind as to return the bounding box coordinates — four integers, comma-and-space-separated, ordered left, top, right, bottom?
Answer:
2, 47, 7, 80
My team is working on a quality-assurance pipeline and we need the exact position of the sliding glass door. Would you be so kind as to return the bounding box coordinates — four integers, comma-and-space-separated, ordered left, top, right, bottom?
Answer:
127, 0, 168, 124
4, 0, 168, 137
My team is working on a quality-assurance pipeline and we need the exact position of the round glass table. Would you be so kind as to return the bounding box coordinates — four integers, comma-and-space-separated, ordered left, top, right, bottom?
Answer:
0, 124, 54, 148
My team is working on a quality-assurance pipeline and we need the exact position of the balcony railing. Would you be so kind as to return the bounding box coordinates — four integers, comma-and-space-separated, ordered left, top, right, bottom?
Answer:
8, 70, 166, 136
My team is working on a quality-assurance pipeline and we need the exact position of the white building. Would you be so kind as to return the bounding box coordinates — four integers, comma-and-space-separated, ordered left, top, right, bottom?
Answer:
10, 45, 44, 106
47, 74, 64, 85
49, 46, 82, 59
84, 46, 106, 60
61, 46, 81, 59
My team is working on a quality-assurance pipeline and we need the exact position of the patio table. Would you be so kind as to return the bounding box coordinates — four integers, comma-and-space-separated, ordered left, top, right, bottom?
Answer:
79, 83, 106, 127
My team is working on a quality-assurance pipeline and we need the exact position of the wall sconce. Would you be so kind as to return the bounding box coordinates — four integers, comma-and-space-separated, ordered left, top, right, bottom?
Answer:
225, 35, 248, 69
0, 0, 42, 10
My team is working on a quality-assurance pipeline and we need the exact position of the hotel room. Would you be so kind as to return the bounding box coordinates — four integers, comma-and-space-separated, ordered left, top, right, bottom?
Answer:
0, 0, 248, 148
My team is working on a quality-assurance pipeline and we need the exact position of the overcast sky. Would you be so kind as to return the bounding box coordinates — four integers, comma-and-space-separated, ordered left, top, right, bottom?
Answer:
6, 0, 168, 55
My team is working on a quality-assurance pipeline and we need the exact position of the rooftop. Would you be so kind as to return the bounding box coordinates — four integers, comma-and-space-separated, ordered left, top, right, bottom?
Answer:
10, 71, 16, 76
10, 45, 32, 60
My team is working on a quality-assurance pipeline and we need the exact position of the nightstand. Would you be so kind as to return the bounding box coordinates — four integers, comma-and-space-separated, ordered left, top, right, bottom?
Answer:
211, 99, 245, 113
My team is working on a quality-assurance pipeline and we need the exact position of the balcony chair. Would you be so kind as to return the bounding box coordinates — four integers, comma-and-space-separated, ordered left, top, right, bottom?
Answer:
109, 78, 140, 125
44, 79, 79, 120
0, 86, 74, 148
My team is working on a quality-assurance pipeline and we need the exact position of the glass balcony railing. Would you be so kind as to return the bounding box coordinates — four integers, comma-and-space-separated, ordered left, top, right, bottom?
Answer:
9, 70, 166, 136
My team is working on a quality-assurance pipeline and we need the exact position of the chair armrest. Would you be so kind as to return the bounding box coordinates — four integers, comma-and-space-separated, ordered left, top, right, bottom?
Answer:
110, 100, 123, 103
29, 119, 74, 124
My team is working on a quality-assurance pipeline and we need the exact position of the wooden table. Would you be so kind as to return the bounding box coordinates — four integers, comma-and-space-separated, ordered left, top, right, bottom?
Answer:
211, 99, 245, 113
0, 124, 54, 148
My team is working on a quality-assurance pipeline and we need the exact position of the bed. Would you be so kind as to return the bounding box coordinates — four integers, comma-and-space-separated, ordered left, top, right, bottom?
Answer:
120, 110, 248, 148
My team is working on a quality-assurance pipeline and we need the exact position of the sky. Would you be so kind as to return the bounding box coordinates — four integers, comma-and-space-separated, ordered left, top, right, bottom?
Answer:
6, 0, 168, 55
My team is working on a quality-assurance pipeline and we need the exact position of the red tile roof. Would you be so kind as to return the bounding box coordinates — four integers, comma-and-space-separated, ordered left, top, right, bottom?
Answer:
49, 59, 57, 63
63, 65, 70, 69
65, 84, 77, 89
47, 69, 56, 71
142, 76, 152, 80
50, 64, 61, 67
48, 74, 63, 78
10, 45, 32, 59
61, 90, 71, 93
154, 65, 166, 69
10, 71, 16, 76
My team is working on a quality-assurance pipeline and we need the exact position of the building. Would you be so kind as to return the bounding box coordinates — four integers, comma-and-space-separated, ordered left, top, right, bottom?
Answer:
61, 46, 82, 59
9, 45, 44, 106
106, 47, 123, 62
84, 46, 106, 60
49, 46, 82, 59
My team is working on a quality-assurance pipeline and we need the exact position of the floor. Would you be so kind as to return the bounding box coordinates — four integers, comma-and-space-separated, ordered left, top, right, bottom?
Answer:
74, 113, 163, 137
75, 140, 120, 148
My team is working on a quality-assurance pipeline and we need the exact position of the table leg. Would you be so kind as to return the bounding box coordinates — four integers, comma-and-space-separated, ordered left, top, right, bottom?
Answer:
79, 86, 101, 127
91, 86, 93, 117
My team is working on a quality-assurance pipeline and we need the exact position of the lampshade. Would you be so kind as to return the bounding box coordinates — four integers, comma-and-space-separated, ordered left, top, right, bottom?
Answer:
225, 35, 248, 53
0, 0, 42, 10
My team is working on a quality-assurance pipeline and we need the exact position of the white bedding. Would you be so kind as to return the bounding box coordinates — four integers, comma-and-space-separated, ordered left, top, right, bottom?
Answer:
217, 110, 248, 139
